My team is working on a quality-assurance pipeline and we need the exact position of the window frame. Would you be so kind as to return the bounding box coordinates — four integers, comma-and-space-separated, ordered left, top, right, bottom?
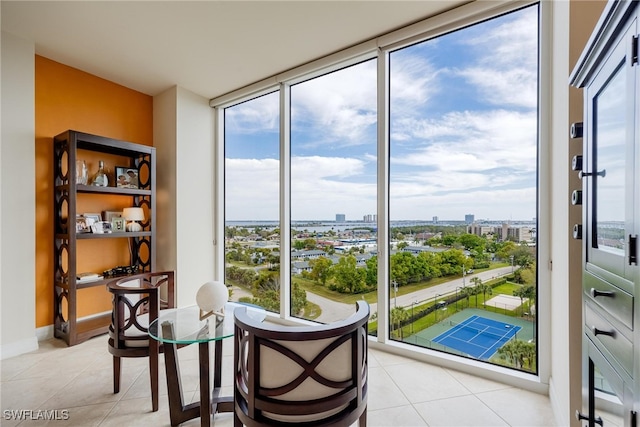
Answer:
212, 0, 550, 392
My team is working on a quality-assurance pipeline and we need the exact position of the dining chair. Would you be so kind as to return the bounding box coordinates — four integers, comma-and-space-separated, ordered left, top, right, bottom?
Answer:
233, 300, 369, 426
107, 271, 175, 412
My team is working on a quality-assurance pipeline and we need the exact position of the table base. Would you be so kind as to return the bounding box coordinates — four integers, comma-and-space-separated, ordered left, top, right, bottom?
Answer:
162, 326, 233, 427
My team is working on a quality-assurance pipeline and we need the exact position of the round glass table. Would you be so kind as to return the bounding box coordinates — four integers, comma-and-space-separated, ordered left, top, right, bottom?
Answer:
149, 302, 264, 427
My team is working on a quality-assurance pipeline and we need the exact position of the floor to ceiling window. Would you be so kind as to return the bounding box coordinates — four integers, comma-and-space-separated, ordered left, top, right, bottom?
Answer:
290, 60, 378, 322
219, 0, 541, 376
388, 4, 539, 373
224, 91, 281, 313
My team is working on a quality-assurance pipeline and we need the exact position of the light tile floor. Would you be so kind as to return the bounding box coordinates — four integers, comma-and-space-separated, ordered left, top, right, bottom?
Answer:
1, 336, 559, 426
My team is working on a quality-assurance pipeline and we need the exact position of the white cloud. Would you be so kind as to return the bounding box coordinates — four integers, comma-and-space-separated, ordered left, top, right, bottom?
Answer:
291, 60, 377, 147
225, 91, 279, 134
226, 156, 377, 220
392, 109, 537, 172
456, 7, 538, 108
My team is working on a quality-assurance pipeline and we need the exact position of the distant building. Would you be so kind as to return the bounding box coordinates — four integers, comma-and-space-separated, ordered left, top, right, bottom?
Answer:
363, 214, 376, 223
336, 214, 345, 222
432, 216, 438, 224
465, 214, 475, 224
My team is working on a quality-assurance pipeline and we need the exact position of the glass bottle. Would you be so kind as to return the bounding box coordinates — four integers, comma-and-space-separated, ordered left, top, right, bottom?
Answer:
76, 160, 88, 185
92, 160, 109, 187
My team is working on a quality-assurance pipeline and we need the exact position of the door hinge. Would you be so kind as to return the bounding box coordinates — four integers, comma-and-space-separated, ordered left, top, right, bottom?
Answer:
630, 234, 638, 265
633, 35, 639, 65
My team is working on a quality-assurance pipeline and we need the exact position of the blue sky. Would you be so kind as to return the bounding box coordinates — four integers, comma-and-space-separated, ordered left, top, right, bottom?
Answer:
225, 5, 539, 222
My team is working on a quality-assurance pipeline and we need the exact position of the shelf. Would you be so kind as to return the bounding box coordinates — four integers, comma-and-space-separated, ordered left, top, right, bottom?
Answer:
75, 184, 151, 196
76, 231, 152, 239
75, 313, 111, 344
53, 130, 156, 346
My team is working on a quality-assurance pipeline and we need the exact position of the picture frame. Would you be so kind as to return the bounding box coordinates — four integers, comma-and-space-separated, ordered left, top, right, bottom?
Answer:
83, 213, 102, 227
115, 166, 139, 189
91, 221, 112, 234
103, 210, 122, 223
111, 217, 126, 232
76, 215, 90, 233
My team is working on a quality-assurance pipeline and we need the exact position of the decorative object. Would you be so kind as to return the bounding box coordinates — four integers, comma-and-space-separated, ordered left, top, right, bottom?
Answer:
103, 210, 122, 223
91, 160, 109, 187
116, 166, 139, 189
111, 217, 126, 232
122, 207, 144, 232
76, 160, 88, 185
103, 264, 139, 278
76, 215, 90, 233
83, 213, 102, 228
195, 281, 228, 320
91, 221, 112, 234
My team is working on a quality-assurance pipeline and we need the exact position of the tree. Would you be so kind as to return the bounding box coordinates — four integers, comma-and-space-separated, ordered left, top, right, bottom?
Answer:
459, 286, 473, 308
513, 284, 536, 316
364, 255, 378, 288
331, 255, 366, 294
458, 233, 486, 252
396, 241, 409, 250
309, 256, 333, 286
390, 306, 408, 340
470, 277, 483, 307
498, 340, 536, 370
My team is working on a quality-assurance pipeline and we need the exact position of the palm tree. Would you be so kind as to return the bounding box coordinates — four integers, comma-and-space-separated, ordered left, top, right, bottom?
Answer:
459, 286, 473, 308
470, 277, 482, 307
477, 282, 493, 307
390, 307, 409, 340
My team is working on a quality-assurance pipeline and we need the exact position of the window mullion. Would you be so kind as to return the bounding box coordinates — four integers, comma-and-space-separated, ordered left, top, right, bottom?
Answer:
377, 49, 391, 344
280, 82, 292, 319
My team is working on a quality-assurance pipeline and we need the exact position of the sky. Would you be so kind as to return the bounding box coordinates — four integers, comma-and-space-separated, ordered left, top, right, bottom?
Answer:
224, 5, 539, 223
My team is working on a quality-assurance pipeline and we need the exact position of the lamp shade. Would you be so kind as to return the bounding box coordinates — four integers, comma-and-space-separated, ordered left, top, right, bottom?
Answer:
196, 281, 228, 315
122, 207, 145, 221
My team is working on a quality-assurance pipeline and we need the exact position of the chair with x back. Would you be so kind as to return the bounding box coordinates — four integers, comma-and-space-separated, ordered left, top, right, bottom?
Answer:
107, 271, 175, 412
234, 300, 369, 427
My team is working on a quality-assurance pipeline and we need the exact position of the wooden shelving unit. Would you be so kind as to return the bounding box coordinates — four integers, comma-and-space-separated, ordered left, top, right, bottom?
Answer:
53, 130, 156, 346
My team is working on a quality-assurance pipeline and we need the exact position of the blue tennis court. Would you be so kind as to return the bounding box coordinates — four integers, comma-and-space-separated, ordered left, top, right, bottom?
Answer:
432, 315, 521, 359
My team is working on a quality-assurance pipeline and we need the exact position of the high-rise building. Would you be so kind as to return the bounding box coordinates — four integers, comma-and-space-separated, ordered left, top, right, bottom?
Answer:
465, 214, 475, 224
335, 214, 346, 222
362, 214, 376, 223
432, 216, 438, 224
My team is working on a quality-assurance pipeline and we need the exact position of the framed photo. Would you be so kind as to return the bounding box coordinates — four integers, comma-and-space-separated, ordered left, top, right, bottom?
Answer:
115, 166, 139, 189
103, 210, 122, 223
91, 221, 112, 234
111, 217, 126, 232
76, 215, 90, 233
83, 213, 102, 227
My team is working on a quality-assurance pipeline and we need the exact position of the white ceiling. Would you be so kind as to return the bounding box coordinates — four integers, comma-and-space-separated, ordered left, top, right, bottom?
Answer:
2, 1, 468, 99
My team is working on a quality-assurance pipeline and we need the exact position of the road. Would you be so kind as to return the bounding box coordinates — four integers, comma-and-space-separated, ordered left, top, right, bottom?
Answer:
310, 266, 515, 323
230, 266, 515, 323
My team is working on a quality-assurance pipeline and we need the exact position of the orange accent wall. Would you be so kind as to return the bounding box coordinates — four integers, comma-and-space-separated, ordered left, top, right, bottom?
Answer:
35, 55, 153, 328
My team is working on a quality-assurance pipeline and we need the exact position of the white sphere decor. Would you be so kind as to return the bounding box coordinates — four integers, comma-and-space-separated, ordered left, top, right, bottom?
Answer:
196, 281, 228, 320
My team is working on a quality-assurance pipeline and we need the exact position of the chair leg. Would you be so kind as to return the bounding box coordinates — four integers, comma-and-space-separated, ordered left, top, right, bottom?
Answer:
234, 412, 242, 427
359, 408, 367, 427
113, 356, 121, 394
150, 341, 159, 412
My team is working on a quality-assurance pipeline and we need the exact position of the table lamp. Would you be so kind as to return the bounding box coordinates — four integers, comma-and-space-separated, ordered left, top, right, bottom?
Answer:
196, 281, 229, 321
122, 207, 144, 232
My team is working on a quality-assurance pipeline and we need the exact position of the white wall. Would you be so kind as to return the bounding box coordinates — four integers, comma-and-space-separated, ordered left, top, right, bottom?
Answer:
0, 31, 38, 359
154, 86, 215, 307
547, 2, 581, 426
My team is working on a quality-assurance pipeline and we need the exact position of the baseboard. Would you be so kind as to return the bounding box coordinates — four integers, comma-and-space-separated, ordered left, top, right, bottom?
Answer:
0, 336, 38, 360
36, 324, 54, 341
